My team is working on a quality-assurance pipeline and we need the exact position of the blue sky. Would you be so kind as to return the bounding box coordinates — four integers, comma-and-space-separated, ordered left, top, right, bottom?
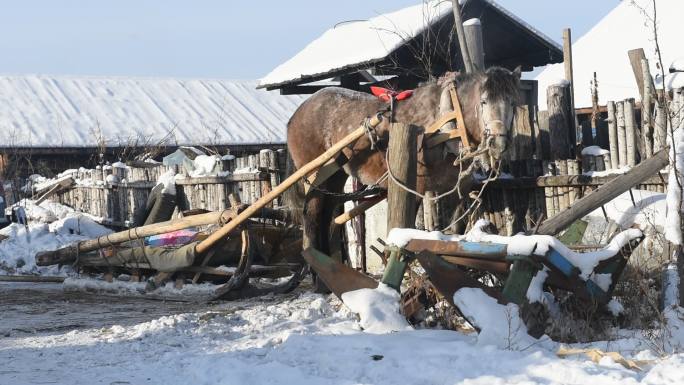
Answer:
0, 1, 619, 79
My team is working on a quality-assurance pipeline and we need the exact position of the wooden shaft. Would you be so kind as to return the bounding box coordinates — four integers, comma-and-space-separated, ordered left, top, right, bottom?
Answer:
195, 115, 382, 255
333, 195, 385, 225
36, 210, 230, 265
536, 148, 669, 235
450, 0, 474, 73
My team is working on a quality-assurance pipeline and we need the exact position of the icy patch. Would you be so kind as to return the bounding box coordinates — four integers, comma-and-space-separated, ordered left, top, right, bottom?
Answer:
341, 283, 412, 334
454, 288, 543, 350
63, 277, 219, 298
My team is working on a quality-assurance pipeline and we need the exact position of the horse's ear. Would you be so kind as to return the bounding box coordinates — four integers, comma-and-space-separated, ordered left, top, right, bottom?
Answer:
512, 66, 522, 79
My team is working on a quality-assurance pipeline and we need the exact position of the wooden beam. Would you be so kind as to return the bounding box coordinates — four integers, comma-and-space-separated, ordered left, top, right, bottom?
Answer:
535, 148, 669, 235
628, 48, 647, 100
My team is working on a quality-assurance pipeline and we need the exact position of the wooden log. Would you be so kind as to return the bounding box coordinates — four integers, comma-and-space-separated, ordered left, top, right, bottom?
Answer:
536, 148, 669, 235
557, 160, 569, 211
547, 83, 572, 160
624, 98, 637, 167
654, 100, 668, 153
387, 123, 418, 234
543, 161, 555, 218
463, 18, 484, 71
616, 101, 628, 167
563, 28, 577, 156
536, 110, 550, 160
642, 58, 655, 159
195, 115, 383, 255
381, 123, 418, 291
334, 195, 385, 225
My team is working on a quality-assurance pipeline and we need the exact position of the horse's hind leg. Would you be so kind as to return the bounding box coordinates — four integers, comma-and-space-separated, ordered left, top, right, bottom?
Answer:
303, 170, 349, 293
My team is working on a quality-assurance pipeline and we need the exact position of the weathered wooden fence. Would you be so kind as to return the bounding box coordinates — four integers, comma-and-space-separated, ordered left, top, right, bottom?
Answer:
50, 149, 286, 227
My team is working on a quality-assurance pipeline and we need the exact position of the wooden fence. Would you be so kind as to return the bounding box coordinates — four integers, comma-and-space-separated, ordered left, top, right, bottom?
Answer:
470, 76, 676, 235
48, 149, 286, 227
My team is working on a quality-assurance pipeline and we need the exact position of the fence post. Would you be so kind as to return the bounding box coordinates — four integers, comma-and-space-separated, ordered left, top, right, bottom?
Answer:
382, 123, 418, 291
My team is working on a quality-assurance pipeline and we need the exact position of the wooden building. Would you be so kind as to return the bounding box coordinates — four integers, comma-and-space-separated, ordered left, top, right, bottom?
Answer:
0, 76, 305, 179
258, 0, 563, 95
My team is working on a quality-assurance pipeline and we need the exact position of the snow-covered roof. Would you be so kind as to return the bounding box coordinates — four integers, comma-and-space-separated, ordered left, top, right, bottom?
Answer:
259, 0, 562, 90
536, 0, 684, 108
0, 75, 306, 148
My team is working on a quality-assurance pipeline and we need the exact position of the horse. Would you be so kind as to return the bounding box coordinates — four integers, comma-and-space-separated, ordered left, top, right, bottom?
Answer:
286, 66, 521, 267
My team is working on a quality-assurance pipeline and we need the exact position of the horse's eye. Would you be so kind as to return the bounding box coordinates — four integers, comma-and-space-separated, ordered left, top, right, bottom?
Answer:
480, 100, 487, 105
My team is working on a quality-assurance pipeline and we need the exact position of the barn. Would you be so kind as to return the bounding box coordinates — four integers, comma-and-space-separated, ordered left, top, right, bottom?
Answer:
0, 75, 305, 179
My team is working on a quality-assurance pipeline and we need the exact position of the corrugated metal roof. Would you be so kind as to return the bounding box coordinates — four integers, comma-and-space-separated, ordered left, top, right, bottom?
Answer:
0, 75, 305, 148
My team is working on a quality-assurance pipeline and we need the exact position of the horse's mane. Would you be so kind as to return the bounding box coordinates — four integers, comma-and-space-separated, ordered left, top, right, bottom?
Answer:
429, 67, 520, 102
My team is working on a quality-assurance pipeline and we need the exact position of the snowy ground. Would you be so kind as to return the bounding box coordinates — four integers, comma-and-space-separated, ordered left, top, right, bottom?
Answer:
2, 281, 684, 385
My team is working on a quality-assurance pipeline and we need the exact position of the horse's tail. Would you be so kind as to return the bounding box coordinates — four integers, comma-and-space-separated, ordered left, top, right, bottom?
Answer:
281, 150, 305, 226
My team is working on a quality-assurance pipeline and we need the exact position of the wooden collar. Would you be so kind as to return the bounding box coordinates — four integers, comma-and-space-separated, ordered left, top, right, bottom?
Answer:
425, 83, 471, 149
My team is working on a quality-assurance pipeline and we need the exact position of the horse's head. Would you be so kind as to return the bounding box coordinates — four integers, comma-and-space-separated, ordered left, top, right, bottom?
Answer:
439, 66, 521, 162
475, 66, 521, 160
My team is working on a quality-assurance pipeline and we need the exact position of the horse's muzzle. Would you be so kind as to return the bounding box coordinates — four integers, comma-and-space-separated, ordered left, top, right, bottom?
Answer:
487, 135, 508, 161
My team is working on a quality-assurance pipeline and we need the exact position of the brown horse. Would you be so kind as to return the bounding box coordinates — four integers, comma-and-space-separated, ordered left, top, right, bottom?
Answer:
287, 67, 521, 259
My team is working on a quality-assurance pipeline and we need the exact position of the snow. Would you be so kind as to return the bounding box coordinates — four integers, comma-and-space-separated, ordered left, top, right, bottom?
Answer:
536, 0, 684, 107
156, 169, 177, 195
582, 145, 610, 156
0, 76, 305, 147
63, 277, 219, 299
665, 99, 684, 244
385, 227, 460, 247
189, 154, 222, 177
0, 200, 111, 275
4, 285, 684, 384
586, 189, 666, 229
583, 166, 631, 177
260, 0, 559, 89
454, 288, 544, 350
526, 268, 549, 304
663, 263, 680, 308
672, 57, 684, 72
463, 18, 481, 26
465, 219, 642, 279
655, 72, 684, 91
607, 298, 625, 316
340, 283, 412, 334
259, 1, 452, 88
